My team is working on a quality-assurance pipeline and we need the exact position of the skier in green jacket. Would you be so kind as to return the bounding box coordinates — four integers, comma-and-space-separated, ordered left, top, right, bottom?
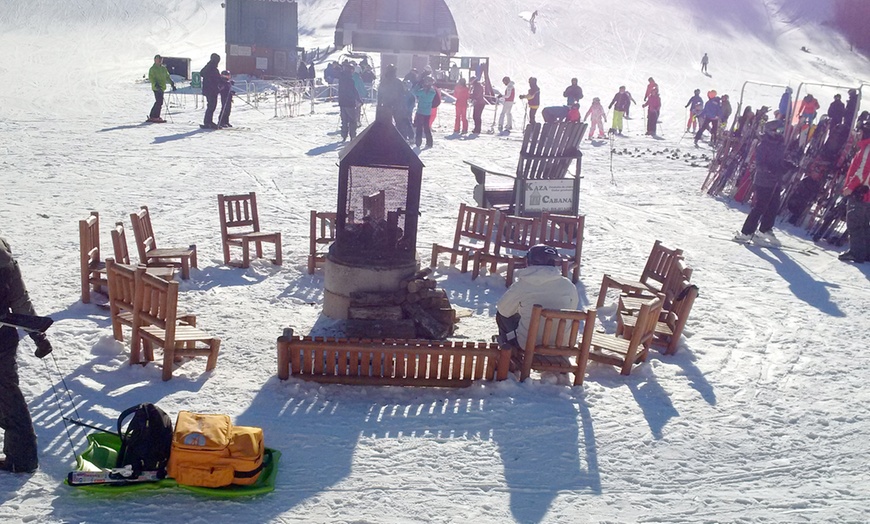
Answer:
148, 54, 175, 123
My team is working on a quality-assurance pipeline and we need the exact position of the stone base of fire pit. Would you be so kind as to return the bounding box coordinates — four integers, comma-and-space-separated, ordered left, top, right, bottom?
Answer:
323, 255, 419, 320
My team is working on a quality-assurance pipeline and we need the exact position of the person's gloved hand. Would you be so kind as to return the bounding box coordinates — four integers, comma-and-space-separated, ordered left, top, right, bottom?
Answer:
171, 83, 177, 91
32, 333, 53, 358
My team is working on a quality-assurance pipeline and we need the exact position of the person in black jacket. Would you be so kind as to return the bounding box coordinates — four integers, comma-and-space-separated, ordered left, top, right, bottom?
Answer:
338, 62, 362, 141
376, 64, 405, 125
0, 237, 53, 474
734, 116, 792, 245
200, 53, 222, 129
827, 94, 846, 127
563, 78, 584, 106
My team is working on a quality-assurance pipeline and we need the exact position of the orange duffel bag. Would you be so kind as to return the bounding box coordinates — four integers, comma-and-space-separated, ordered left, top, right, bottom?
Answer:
166, 411, 264, 488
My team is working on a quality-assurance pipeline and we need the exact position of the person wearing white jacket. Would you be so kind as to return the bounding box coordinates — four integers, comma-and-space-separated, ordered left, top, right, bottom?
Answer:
496, 245, 579, 350
498, 76, 515, 133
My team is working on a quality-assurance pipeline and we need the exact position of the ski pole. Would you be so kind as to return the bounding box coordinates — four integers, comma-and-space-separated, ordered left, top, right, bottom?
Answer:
233, 92, 265, 115
63, 417, 118, 435
609, 131, 617, 185
41, 353, 84, 463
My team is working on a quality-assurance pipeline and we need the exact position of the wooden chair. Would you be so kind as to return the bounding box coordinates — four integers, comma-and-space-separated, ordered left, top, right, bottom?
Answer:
129, 205, 197, 280
517, 305, 597, 386
539, 212, 585, 283
595, 240, 683, 308
472, 213, 540, 286
362, 190, 386, 222
618, 281, 699, 356
465, 121, 587, 216
430, 203, 498, 273
217, 192, 282, 268
588, 295, 664, 376
110, 221, 176, 281
618, 258, 692, 315
105, 258, 136, 342
79, 211, 108, 304
308, 210, 339, 274
131, 267, 220, 381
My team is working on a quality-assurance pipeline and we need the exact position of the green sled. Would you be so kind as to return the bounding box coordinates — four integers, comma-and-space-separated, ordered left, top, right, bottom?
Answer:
66, 432, 280, 496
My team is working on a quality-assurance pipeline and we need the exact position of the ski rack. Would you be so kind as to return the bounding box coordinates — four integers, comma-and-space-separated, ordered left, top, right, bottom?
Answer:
785, 82, 863, 145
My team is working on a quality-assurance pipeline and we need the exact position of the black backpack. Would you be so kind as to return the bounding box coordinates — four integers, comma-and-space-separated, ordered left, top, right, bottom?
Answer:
116, 403, 173, 475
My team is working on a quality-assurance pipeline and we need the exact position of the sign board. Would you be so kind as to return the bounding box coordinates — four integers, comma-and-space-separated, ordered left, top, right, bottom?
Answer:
521, 179, 577, 214
256, 57, 269, 70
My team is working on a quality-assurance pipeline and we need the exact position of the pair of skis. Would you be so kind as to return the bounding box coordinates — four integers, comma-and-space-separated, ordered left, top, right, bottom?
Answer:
68, 468, 164, 486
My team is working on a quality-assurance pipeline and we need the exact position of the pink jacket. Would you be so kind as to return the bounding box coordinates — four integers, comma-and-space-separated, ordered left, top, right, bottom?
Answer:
584, 102, 607, 122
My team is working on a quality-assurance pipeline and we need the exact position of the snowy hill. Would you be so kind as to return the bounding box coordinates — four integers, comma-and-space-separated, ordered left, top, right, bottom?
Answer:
1, 1, 870, 522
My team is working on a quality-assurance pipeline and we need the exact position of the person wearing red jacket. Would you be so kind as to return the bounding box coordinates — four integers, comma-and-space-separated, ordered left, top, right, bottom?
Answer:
643, 77, 658, 102
839, 119, 870, 263
453, 78, 469, 134
642, 87, 661, 135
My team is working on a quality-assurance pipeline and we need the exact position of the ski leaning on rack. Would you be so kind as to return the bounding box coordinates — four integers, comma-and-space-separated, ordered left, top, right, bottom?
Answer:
67, 468, 163, 486
707, 234, 818, 255
0, 312, 53, 333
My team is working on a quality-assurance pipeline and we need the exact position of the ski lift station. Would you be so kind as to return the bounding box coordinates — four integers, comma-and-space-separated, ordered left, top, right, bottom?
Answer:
223, 0, 301, 78
334, 0, 460, 77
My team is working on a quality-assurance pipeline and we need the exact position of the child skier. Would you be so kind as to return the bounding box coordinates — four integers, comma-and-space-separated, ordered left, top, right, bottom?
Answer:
685, 89, 703, 132
584, 97, 607, 139
453, 78, 469, 134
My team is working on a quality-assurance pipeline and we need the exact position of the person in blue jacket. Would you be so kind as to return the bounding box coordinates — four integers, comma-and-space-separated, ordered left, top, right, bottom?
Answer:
412, 76, 437, 148
337, 62, 362, 141
694, 94, 723, 146
778, 87, 793, 119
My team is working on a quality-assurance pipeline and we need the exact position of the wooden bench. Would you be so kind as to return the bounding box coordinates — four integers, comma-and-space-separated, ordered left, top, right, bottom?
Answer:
130, 205, 197, 280
466, 121, 586, 217
588, 295, 663, 376
277, 329, 512, 387
217, 192, 282, 268
79, 211, 108, 304
618, 280, 699, 356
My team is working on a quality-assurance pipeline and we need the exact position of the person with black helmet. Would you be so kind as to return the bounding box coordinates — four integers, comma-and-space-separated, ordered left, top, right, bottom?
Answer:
200, 53, 223, 129
733, 112, 792, 245
839, 117, 870, 263
496, 245, 579, 350
0, 236, 53, 474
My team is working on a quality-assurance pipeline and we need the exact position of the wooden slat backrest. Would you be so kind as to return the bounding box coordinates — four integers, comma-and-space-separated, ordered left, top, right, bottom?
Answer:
79, 211, 101, 269
130, 206, 157, 261
630, 295, 664, 352
110, 221, 131, 265
106, 258, 136, 312
133, 266, 179, 339
454, 203, 497, 252
491, 213, 539, 255
539, 212, 584, 256
521, 305, 597, 386
218, 192, 260, 232
641, 240, 683, 289
310, 211, 339, 254
517, 122, 585, 181
663, 281, 698, 355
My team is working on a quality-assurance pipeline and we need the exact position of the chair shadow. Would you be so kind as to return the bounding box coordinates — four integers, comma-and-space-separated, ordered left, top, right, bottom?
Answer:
747, 246, 844, 316
152, 129, 207, 144
591, 364, 679, 440
234, 378, 600, 524
306, 141, 344, 156
181, 264, 272, 291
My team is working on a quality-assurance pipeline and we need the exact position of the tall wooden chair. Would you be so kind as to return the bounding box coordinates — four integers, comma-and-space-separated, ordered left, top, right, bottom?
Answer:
129, 206, 197, 280
79, 211, 108, 304
517, 305, 597, 386
618, 281, 699, 355
110, 221, 176, 281
131, 267, 220, 381
595, 240, 683, 308
308, 210, 339, 274
618, 258, 692, 315
430, 203, 498, 273
217, 192, 282, 268
105, 258, 136, 342
472, 213, 540, 286
588, 295, 664, 376
539, 212, 585, 283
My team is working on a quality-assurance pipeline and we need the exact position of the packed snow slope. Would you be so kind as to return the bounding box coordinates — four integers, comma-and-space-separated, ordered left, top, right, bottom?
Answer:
1, 0, 870, 523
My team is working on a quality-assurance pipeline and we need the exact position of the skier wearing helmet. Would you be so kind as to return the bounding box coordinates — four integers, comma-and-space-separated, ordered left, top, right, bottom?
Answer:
495, 245, 578, 350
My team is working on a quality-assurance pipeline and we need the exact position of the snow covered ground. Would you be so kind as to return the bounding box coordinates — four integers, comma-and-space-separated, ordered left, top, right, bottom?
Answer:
1, 0, 869, 522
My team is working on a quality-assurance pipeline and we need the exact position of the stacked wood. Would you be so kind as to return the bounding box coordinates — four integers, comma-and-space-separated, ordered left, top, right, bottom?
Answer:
345, 267, 459, 340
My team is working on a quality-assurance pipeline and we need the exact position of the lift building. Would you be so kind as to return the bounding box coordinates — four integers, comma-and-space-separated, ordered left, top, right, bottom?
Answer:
224, 0, 300, 77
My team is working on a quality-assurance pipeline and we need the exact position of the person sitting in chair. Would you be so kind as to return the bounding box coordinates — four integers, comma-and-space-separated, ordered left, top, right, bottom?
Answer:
496, 245, 579, 349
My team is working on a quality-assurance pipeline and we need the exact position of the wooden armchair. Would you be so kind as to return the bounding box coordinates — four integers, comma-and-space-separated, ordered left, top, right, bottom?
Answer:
588, 295, 664, 376
79, 211, 107, 304
618, 258, 692, 315
472, 213, 540, 286
539, 212, 585, 283
129, 206, 197, 280
595, 240, 683, 308
131, 267, 220, 381
217, 192, 282, 268
618, 281, 699, 355
110, 221, 175, 281
430, 203, 498, 273
517, 305, 597, 386
308, 210, 339, 274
